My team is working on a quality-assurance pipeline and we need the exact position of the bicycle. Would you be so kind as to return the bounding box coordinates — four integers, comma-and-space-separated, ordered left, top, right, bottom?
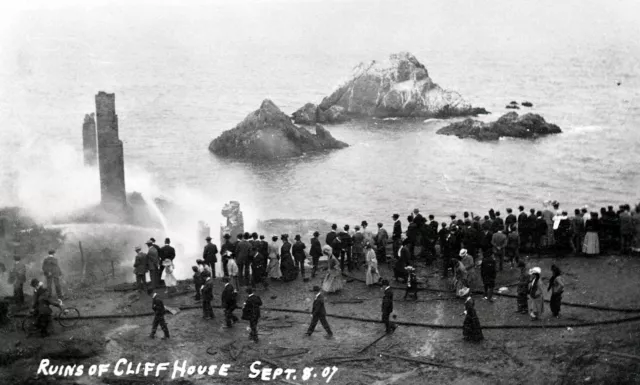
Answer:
21, 301, 81, 337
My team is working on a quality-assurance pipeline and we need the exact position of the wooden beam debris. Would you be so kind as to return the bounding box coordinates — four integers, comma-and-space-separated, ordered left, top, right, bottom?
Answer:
380, 353, 493, 376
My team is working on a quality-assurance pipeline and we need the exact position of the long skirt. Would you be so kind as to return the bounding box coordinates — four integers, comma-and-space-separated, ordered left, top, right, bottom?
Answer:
528, 295, 544, 318
542, 220, 555, 246
517, 291, 529, 312
322, 270, 344, 293
365, 262, 380, 286
280, 256, 298, 282
462, 310, 484, 341
267, 256, 282, 279
550, 292, 562, 316
582, 232, 600, 255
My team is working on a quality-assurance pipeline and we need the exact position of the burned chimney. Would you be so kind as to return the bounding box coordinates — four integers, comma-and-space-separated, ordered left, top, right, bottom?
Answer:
82, 113, 97, 166
95, 92, 126, 211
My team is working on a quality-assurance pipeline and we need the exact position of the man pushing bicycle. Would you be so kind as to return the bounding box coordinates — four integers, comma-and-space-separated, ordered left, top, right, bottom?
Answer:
30, 278, 62, 337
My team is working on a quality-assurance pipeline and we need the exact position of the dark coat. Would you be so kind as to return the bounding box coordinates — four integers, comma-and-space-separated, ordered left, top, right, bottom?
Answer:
152, 296, 166, 316
392, 220, 402, 240
382, 287, 393, 314
312, 293, 327, 316
203, 243, 218, 265
505, 214, 517, 231
221, 240, 233, 260
244, 294, 262, 320
161, 245, 176, 261
518, 212, 529, 229
260, 240, 269, 258
292, 241, 307, 261
325, 231, 337, 247
481, 257, 497, 285
235, 240, 251, 264
34, 286, 57, 315
330, 238, 342, 257
42, 256, 61, 277
147, 247, 159, 271
338, 231, 352, 250
202, 278, 214, 302
251, 252, 267, 275
310, 237, 322, 258
406, 222, 418, 243
221, 283, 237, 309
133, 252, 148, 275
492, 217, 505, 233
536, 217, 548, 236
151, 244, 163, 259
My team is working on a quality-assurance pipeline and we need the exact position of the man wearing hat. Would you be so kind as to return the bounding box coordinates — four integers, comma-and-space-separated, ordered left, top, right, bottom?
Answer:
10, 255, 27, 305
310, 231, 322, 278
235, 233, 252, 286
29, 278, 62, 337
146, 241, 160, 292
392, 214, 402, 260
292, 234, 307, 279
375, 223, 389, 264
220, 234, 233, 277
149, 238, 164, 270
203, 236, 218, 278
161, 238, 176, 275
381, 280, 397, 334
491, 228, 507, 272
150, 292, 170, 340
338, 225, 354, 272
325, 224, 338, 247
133, 246, 148, 292
242, 288, 262, 343
259, 235, 269, 262
221, 277, 239, 328
201, 270, 215, 319
42, 250, 63, 298
352, 225, 365, 269
306, 286, 333, 338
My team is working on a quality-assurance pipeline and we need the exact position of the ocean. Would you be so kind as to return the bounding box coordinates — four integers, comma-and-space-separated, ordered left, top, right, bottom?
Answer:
1, 0, 639, 232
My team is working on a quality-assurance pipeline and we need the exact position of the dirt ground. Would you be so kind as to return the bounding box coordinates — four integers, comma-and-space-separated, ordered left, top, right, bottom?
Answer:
2, 254, 640, 385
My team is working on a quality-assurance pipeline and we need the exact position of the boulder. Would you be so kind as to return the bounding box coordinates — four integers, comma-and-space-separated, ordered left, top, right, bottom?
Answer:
436, 112, 562, 141
291, 104, 349, 125
291, 103, 318, 125
209, 99, 348, 160
292, 52, 488, 123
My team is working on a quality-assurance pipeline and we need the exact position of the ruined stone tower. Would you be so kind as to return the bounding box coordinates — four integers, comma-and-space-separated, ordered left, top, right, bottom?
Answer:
95, 92, 126, 211
82, 113, 97, 166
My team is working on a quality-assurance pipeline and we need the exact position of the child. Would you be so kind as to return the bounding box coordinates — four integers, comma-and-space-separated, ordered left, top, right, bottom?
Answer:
404, 266, 418, 300
192, 266, 203, 301
226, 251, 239, 289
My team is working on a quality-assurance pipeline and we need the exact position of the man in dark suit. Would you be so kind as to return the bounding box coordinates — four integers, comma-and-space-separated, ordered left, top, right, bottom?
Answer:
310, 231, 322, 278
305, 286, 333, 338
517, 206, 529, 250
161, 238, 176, 266
259, 235, 269, 261
325, 224, 338, 246
201, 271, 215, 319
381, 280, 396, 334
146, 241, 160, 293
235, 233, 251, 285
244, 288, 262, 343
203, 236, 218, 277
30, 278, 62, 337
150, 238, 164, 275
150, 292, 170, 339
133, 246, 148, 292
251, 248, 268, 289
505, 208, 517, 234
339, 225, 353, 271
220, 234, 233, 277
221, 278, 238, 328
292, 234, 307, 279
392, 214, 402, 259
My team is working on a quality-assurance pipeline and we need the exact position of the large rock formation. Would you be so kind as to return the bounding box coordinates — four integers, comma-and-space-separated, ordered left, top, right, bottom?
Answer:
292, 52, 488, 124
95, 92, 126, 212
220, 201, 244, 241
209, 99, 348, 160
436, 112, 562, 141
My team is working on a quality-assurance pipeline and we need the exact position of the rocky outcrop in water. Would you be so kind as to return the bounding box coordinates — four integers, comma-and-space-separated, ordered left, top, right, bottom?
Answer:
436, 112, 562, 141
209, 99, 348, 160
292, 52, 488, 124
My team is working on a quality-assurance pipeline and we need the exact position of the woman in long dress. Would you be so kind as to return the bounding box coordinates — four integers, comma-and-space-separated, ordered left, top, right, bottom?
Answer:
583, 212, 600, 255
161, 259, 177, 293
548, 264, 565, 318
364, 242, 380, 286
453, 256, 469, 297
322, 245, 344, 293
280, 234, 298, 282
528, 267, 544, 320
267, 236, 282, 280
462, 293, 484, 342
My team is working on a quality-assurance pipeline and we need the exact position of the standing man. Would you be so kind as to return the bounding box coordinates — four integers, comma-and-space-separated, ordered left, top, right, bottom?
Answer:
259, 235, 269, 262
133, 246, 148, 292
620, 205, 634, 254
517, 206, 529, 250
439, 223, 451, 278
375, 223, 388, 264
220, 234, 233, 277
243, 288, 262, 343
201, 271, 215, 319
235, 233, 251, 286
305, 286, 333, 338
161, 238, 176, 268
203, 236, 218, 277
146, 240, 160, 292
11, 255, 27, 305
221, 277, 239, 328
339, 225, 354, 272
30, 278, 62, 337
150, 292, 170, 340
392, 214, 402, 261
570, 209, 585, 255
325, 224, 338, 247
42, 250, 63, 298
505, 208, 517, 233
310, 231, 322, 278
491, 229, 507, 272
352, 226, 365, 268
381, 279, 397, 334
251, 247, 268, 289
292, 235, 307, 280
150, 238, 164, 276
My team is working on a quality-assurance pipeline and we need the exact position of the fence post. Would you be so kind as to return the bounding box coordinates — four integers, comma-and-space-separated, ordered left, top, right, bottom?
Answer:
79, 241, 86, 280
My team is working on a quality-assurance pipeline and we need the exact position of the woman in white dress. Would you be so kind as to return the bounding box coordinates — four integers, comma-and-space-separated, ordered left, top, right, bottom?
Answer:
364, 242, 380, 286
322, 245, 344, 293
161, 259, 177, 293
267, 235, 282, 280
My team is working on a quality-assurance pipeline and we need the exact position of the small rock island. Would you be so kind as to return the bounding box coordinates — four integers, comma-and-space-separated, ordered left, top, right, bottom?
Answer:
436, 112, 562, 141
292, 52, 488, 124
209, 99, 348, 160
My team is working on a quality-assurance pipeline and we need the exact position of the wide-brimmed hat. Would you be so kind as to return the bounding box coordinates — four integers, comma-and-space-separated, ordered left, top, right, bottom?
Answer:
322, 245, 333, 255
459, 249, 468, 257
223, 233, 231, 239
145, 240, 153, 245
313, 231, 320, 236
205, 236, 212, 241
458, 287, 470, 297
134, 246, 141, 251
530, 267, 541, 275
48, 250, 56, 255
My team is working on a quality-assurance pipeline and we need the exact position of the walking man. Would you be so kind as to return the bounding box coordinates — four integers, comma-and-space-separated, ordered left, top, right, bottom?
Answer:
243, 288, 262, 343
381, 279, 397, 334
306, 286, 333, 338
203, 236, 218, 277
221, 278, 239, 328
133, 246, 148, 292
42, 250, 63, 298
150, 292, 170, 340
201, 271, 215, 319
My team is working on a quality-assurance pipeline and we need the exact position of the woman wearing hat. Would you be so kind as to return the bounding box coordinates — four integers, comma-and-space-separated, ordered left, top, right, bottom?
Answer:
528, 267, 544, 320
461, 290, 484, 342
267, 236, 282, 280
321, 245, 344, 293
364, 242, 380, 286
280, 234, 298, 282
